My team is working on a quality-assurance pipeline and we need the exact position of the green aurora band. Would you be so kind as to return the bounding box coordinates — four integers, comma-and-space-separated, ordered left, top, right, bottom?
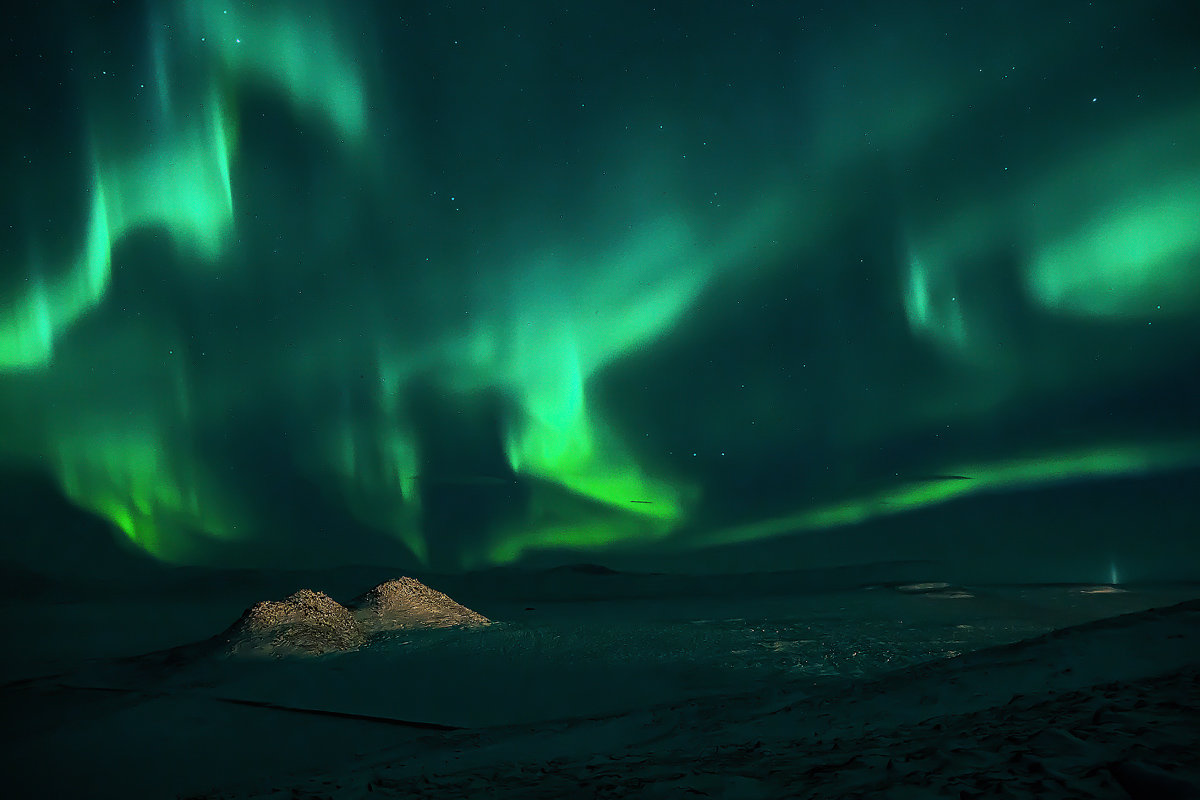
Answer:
1, 0, 1198, 570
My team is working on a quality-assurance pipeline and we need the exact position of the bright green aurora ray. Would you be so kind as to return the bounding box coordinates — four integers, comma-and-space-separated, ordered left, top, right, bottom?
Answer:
1, 0, 1197, 570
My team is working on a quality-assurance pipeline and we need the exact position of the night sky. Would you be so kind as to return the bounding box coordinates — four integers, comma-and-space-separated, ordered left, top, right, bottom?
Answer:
1, 1, 1198, 575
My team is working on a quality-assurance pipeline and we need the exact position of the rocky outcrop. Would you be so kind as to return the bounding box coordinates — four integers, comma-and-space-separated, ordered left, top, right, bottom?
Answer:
350, 577, 491, 632
222, 579, 489, 658
223, 589, 368, 657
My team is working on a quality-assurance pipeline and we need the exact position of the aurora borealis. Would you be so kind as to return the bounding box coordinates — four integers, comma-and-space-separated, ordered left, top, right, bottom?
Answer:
1, 0, 1198, 573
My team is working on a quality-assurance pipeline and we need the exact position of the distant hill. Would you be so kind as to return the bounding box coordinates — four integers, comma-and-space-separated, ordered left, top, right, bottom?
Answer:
547, 563, 621, 576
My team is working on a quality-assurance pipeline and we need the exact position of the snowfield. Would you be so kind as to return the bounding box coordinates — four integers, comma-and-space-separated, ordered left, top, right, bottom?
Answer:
1, 571, 1197, 798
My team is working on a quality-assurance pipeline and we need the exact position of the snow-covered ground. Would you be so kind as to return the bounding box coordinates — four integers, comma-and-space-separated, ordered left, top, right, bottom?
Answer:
1, 572, 1197, 798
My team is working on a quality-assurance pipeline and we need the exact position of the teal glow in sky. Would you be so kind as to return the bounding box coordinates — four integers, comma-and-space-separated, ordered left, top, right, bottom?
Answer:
1, 0, 1198, 571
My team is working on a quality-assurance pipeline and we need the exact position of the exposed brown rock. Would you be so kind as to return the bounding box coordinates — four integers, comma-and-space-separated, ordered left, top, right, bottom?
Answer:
221, 579, 488, 658
223, 588, 367, 658
350, 577, 491, 632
